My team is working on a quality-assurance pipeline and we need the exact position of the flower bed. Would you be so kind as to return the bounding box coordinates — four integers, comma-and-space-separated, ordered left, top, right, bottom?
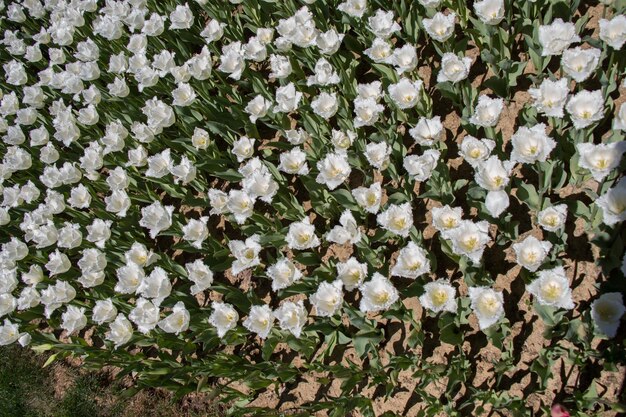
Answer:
0, 0, 625, 415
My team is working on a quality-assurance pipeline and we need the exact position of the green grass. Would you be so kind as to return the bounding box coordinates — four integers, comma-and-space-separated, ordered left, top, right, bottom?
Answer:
0, 346, 224, 417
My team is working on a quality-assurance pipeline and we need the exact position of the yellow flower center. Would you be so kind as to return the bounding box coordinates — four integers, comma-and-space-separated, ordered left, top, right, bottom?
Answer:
431, 289, 448, 307
348, 269, 362, 284
462, 236, 478, 251
523, 250, 538, 264
479, 296, 499, 315
541, 281, 561, 302
407, 259, 422, 271
469, 148, 482, 159
442, 216, 457, 229
543, 214, 558, 227
297, 232, 311, 245
595, 158, 609, 170
374, 290, 390, 305
392, 216, 406, 230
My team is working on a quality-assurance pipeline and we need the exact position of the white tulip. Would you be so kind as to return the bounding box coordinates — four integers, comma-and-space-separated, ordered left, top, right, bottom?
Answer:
561, 47, 601, 82
357, 81, 383, 100
420, 280, 457, 314
388, 78, 423, 109
208, 189, 229, 216
106, 314, 134, 348
470, 95, 504, 127
93, 299, 118, 324
469, 287, 504, 330
338, 0, 367, 18
566, 90, 604, 129
474, 0, 505, 25
184, 259, 213, 295
307, 58, 340, 86
218, 42, 245, 80
538, 18, 580, 56
391, 242, 430, 279
227, 190, 255, 224
336, 257, 368, 291
274, 82, 302, 113
353, 97, 385, 128
527, 266, 574, 310
0, 294, 16, 317
0, 319, 20, 346
377, 203, 413, 237
326, 210, 361, 245
365, 141, 391, 170
510, 124, 556, 164
364, 38, 393, 63
45, 249, 71, 276
274, 300, 307, 338
459, 136, 496, 168
529, 78, 569, 118
243, 304, 274, 339
61, 305, 87, 334
310, 280, 343, 317
229, 235, 262, 275
17, 287, 40, 311
129, 298, 160, 334
182, 217, 209, 248
269, 54, 292, 79
137, 266, 171, 305
385, 43, 417, 75
267, 258, 302, 292
316, 152, 351, 190
537, 204, 568, 232
245, 95, 272, 123
409, 116, 444, 146
431, 205, 463, 234
404, 150, 441, 182
317, 29, 344, 55
140, 201, 174, 239
171, 83, 196, 107
352, 182, 383, 214
576, 142, 626, 182
446, 220, 491, 265
359, 273, 399, 313
40, 281, 76, 318
614, 103, 626, 131
169, 3, 194, 29
512, 236, 552, 272
286, 217, 320, 250
311, 92, 339, 119
591, 292, 625, 338
192, 128, 210, 150
158, 301, 190, 334
599, 15, 626, 50
279, 148, 309, 175
367, 9, 401, 39
423, 12, 456, 42
201, 19, 226, 43
596, 178, 626, 226
209, 301, 239, 338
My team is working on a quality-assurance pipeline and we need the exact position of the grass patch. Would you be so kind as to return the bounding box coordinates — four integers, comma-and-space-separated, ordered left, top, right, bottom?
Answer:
0, 346, 224, 417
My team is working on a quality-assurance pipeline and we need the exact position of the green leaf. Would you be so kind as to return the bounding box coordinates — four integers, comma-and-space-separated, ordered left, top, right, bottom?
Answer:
515, 181, 540, 210
353, 330, 383, 357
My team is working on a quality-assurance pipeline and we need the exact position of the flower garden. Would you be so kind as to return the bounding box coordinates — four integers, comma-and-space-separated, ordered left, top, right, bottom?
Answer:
0, 0, 625, 415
